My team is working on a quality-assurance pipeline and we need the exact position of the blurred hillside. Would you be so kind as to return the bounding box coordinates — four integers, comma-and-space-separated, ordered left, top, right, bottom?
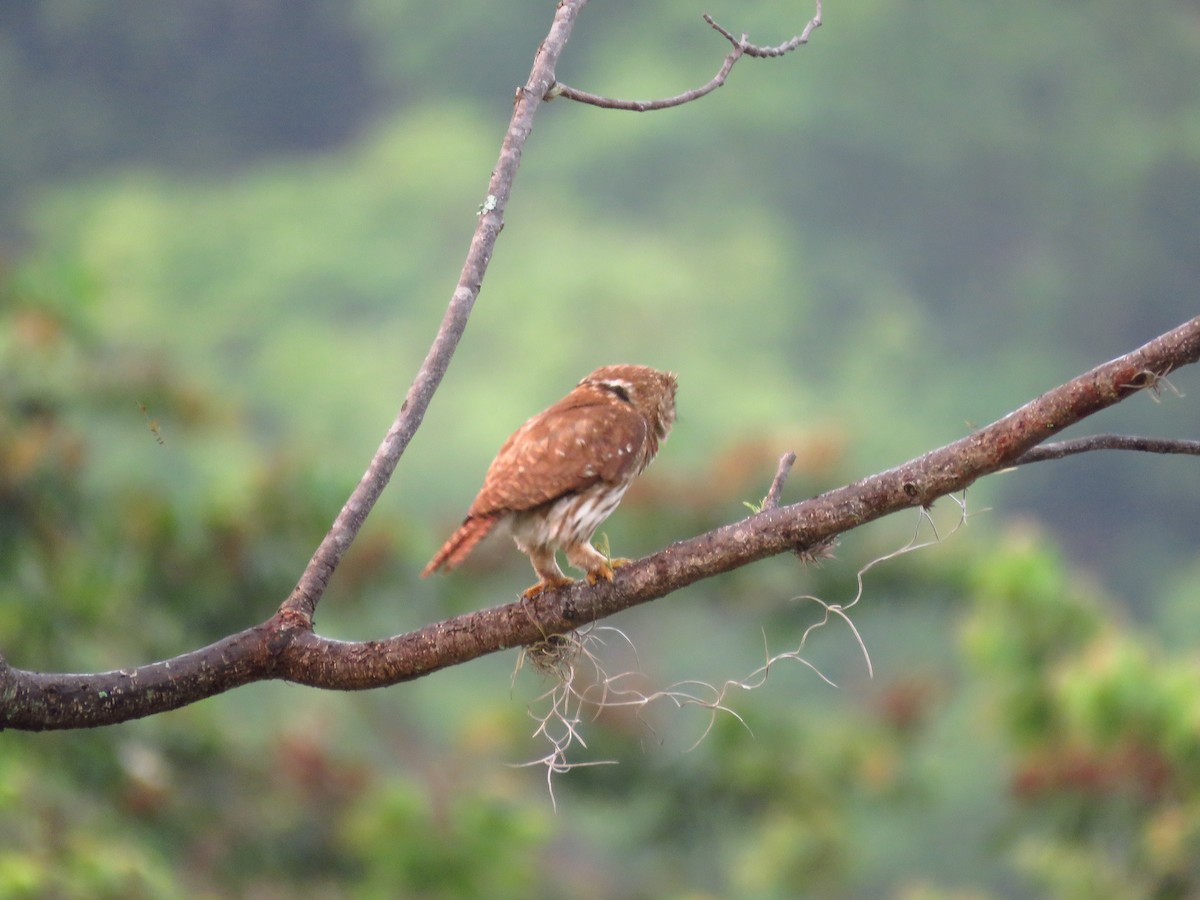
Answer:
2, 1, 1200, 896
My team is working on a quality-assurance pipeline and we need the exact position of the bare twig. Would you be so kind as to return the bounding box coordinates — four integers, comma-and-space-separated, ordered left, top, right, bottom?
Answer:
762, 452, 798, 510
704, 4, 824, 59
1014, 435, 1200, 465
4, 315, 1198, 731
546, 1, 822, 112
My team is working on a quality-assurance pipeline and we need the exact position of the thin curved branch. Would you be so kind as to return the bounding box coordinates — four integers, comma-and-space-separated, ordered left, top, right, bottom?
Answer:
1014, 435, 1200, 465
4, 315, 1197, 731
279, 0, 588, 622
545, 1, 822, 112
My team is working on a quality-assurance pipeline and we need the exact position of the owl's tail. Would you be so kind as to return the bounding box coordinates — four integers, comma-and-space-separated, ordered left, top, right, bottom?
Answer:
421, 514, 499, 577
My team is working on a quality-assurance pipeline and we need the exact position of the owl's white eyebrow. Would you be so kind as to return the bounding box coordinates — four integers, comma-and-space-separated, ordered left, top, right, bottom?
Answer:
594, 381, 633, 403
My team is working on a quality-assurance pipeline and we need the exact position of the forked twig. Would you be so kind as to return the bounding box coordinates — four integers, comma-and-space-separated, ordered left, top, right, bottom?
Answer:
546, 1, 822, 112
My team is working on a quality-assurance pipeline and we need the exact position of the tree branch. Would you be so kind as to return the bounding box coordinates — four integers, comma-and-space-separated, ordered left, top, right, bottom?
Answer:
1014, 435, 1200, 465
279, 0, 588, 623
5, 315, 1198, 731
545, 1, 822, 112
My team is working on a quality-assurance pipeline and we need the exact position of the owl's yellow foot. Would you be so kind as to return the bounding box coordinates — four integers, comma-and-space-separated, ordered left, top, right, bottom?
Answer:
585, 557, 632, 585
522, 574, 575, 599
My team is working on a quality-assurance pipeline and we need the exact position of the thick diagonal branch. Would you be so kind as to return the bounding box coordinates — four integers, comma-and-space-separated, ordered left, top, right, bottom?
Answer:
4, 315, 1197, 731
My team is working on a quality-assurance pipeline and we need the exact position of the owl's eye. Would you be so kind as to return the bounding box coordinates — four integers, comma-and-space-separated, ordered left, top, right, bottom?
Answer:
598, 382, 632, 404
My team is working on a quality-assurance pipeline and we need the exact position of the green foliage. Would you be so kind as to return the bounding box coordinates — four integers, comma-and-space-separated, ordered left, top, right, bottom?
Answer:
0, 737, 181, 899
340, 782, 548, 897
961, 530, 1104, 744
962, 531, 1200, 897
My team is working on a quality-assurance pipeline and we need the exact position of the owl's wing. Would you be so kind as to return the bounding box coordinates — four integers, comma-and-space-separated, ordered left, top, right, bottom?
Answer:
468, 395, 648, 516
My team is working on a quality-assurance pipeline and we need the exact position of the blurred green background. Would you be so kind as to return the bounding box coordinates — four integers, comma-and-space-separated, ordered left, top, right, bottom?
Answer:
2, 1, 1199, 896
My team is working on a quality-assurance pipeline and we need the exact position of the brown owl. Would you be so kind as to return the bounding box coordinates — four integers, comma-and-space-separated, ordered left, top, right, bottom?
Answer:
422, 364, 678, 597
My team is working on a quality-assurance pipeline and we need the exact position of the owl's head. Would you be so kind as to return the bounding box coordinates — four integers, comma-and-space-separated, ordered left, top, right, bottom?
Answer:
582, 364, 678, 440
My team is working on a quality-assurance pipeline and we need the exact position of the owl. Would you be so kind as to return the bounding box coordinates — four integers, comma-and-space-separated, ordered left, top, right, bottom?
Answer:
422, 364, 678, 598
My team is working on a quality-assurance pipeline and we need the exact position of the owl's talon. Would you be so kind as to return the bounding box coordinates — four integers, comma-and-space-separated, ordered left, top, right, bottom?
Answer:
585, 567, 611, 586
584, 557, 634, 585
522, 575, 575, 599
